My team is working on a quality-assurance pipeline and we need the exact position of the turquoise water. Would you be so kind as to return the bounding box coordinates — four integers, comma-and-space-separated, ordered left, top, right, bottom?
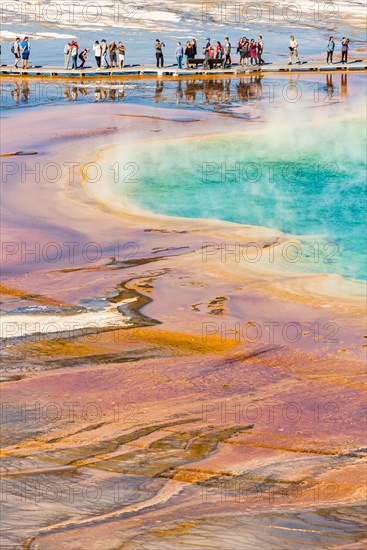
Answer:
115, 115, 366, 281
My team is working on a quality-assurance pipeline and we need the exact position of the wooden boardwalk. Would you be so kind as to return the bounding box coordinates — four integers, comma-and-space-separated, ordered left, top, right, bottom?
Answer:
1, 61, 366, 79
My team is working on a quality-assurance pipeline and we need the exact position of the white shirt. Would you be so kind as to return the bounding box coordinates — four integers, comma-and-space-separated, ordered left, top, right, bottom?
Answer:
290, 38, 298, 49
14, 41, 20, 54
93, 44, 102, 56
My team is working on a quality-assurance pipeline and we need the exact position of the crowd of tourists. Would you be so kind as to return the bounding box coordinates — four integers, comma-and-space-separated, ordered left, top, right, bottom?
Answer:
63, 39, 127, 69
169, 35, 351, 69
9, 35, 352, 70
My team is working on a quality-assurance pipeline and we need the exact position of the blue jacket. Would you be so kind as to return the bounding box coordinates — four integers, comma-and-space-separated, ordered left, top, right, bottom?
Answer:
327, 40, 335, 52
175, 46, 183, 57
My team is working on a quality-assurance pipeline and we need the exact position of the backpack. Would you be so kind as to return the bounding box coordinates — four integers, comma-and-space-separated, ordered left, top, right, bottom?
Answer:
11, 45, 15, 54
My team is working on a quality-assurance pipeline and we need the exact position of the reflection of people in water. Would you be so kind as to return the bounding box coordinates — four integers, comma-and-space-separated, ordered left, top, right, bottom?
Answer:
325, 74, 336, 100
256, 76, 262, 99
118, 86, 125, 101
94, 86, 108, 101
248, 76, 261, 99
109, 87, 117, 102
11, 82, 21, 104
64, 85, 77, 100
184, 79, 197, 104
175, 80, 183, 104
202, 80, 212, 104
237, 76, 262, 103
20, 81, 30, 103
224, 79, 231, 103
64, 84, 71, 100
284, 72, 300, 101
202, 79, 227, 104
340, 73, 348, 99
288, 72, 300, 85
155, 80, 164, 103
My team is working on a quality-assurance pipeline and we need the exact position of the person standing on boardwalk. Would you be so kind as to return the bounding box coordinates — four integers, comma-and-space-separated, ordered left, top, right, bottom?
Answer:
20, 37, 30, 69
326, 36, 335, 64
288, 35, 300, 64
175, 42, 183, 69
203, 38, 211, 68
12, 38, 21, 68
70, 41, 79, 70
243, 38, 250, 66
249, 39, 257, 65
341, 37, 350, 64
215, 41, 224, 59
93, 41, 102, 69
101, 40, 110, 68
64, 42, 71, 69
192, 39, 197, 57
118, 42, 126, 68
184, 42, 192, 68
257, 36, 264, 65
155, 39, 165, 68
238, 38, 244, 66
224, 37, 231, 68
109, 41, 117, 68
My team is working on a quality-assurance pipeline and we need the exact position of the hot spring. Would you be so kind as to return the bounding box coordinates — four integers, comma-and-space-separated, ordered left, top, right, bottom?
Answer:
95, 98, 366, 284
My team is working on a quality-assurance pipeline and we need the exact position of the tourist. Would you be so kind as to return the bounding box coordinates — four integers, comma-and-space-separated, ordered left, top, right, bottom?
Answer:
237, 38, 244, 66
192, 38, 198, 57
155, 39, 165, 68
12, 37, 21, 68
64, 42, 71, 69
184, 41, 193, 68
288, 35, 300, 64
257, 36, 264, 65
243, 38, 250, 66
215, 41, 224, 59
203, 38, 211, 68
249, 39, 257, 65
20, 37, 30, 70
101, 39, 110, 68
109, 41, 117, 68
175, 42, 183, 69
93, 40, 102, 69
341, 37, 350, 64
118, 42, 126, 68
70, 41, 79, 70
224, 37, 231, 68
326, 36, 335, 64
78, 48, 89, 68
